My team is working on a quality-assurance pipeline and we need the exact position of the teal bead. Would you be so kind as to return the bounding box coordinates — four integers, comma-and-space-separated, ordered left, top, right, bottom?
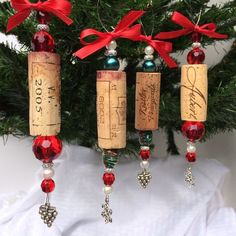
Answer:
139, 131, 153, 146
104, 56, 120, 70
143, 60, 156, 72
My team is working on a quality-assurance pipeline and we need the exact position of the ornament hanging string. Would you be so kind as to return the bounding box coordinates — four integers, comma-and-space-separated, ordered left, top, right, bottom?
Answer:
74, 10, 145, 59
155, 11, 228, 39
134, 35, 177, 68
6, 0, 73, 32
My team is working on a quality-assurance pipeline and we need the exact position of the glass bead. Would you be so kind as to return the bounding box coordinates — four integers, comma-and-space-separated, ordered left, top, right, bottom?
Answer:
103, 172, 115, 186
191, 32, 202, 43
41, 179, 55, 193
186, 152, 196, 162
103, 150, 119, 169
140, 149, 151, 160
33, 136, 62, 163
104, 56, 120, 70
187, 48, 205, 64
139, 131, 153, 146
143, 60, 156, 72
181, 121, 205, 141
32, 31, 55, 52
36, 11, 51, 24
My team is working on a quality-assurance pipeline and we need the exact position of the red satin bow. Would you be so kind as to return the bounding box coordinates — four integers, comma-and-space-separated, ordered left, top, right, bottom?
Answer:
7, 0, 73, 33
155, 11, 228, 40
134, 35, 177, 68
74, 10, 145, 59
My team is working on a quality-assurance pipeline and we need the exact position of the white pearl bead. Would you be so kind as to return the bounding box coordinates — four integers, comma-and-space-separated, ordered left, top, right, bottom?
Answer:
43, 168, 55, 179
103, 186, 113, 195
141, 146, 150, 151
187, 143, 196, 153
192, 42, 201, 48
140, 160, 149, 169
145, 46, 154, 55
106, 40, 117, 50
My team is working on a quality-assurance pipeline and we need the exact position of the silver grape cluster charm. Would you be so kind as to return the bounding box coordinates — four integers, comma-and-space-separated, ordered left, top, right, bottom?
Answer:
39, 203, 58, 227
137, 169, 152, 188
101, 196, 112, 223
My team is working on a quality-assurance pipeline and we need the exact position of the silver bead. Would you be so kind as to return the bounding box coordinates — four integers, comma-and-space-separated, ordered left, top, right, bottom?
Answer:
43, 168, 55, 179
145, 46, 154, 55
144, 55, 154, 61
106, 40, 117, 50
140, 160, 149, 169
103, 186, 113, 195
187, 142, 196, 153
140, 146, 150, 151
192, 42, 201, 48
105, 168, 113, 173
105, 49, 117, 56
36, 24, 49, 32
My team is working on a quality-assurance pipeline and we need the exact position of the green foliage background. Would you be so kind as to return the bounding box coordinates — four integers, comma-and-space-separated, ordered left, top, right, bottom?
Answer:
0, 0, 235, 154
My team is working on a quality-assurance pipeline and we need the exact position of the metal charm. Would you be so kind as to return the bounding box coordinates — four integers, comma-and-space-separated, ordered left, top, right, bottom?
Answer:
39, 202, 58, 227
101, 195, 112, 223
185, 166, 195, 187
137, 169, 152, 188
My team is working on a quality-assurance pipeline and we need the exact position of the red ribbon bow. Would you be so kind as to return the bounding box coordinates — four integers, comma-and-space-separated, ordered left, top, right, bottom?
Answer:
7, 0, 73, 33
134, 35, 177, 68
155, 11, 228, 40
73, 11, 145, 59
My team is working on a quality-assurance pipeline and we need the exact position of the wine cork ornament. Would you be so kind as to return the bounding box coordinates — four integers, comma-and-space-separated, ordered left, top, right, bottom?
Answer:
28, 52, 61, 136
97, 70, 126, 149
135, 72, 161, 131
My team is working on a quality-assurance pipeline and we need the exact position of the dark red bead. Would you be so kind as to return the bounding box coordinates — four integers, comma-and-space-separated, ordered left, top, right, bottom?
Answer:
32, 31, 55, 52
191, 32, 201, 43
181, 121, 205, 141
140, 149, 151, 160
41, 179, 55, 193
33, 136, 62, 163
36, 11, 51, 24
187, 48, 205, 64
186, 152, 196, 162
103, 172, 115, 186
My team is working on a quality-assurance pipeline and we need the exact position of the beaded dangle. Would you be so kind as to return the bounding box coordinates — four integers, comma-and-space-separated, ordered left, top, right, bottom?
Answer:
181, 32, 207, 187
30, 11, 62, 227
135, 45, 160, 188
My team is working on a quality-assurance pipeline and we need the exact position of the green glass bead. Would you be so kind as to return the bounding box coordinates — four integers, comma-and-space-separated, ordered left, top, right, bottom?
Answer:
103, 152, 119, 169
139, 131, 153, 146
104, 56, 120, 70
143, 60, 156, 72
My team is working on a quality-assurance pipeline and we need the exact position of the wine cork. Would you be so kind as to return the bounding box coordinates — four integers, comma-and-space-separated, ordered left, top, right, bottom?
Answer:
28, 52, 61, 136
97, 70, 126, 149
181, 64, 208, 122
135, 72, 161, 130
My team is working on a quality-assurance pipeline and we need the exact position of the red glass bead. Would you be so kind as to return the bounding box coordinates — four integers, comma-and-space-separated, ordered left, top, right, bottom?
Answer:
187, 47, 205, 64
181, 121, 205, 141
191, 32, 201, 43
103, 172, 115, 186
140, 149, 151, 160
33, 136, 62, 163
41, 179, 55, 193
32, 31, 55, 52
186, 152, 196, 162
36, 11, 51, 24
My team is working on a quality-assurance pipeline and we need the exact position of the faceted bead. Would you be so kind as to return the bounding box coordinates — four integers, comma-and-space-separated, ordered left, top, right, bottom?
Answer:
36, 11, 51, 24
143, 60, 156, 72
103, 172, 115, 186
139, 131, 153, 146
104, 56, 120, 70
103, 150, 119, 169
41, 179, 55, 193
140, 149, 151, 160
32, 31, 55, 52
191, 32, 201, 43
181, 121, 205, 141
33, 136, 62, 163
187, 48, 205, 64
186, 152, 196, 162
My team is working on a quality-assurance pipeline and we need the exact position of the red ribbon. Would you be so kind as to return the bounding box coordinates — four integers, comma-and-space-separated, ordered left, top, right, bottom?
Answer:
73, 11, 145, 59
155, 11, 228, 40
7, 0, 73, 33
134, 35, 177, 68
